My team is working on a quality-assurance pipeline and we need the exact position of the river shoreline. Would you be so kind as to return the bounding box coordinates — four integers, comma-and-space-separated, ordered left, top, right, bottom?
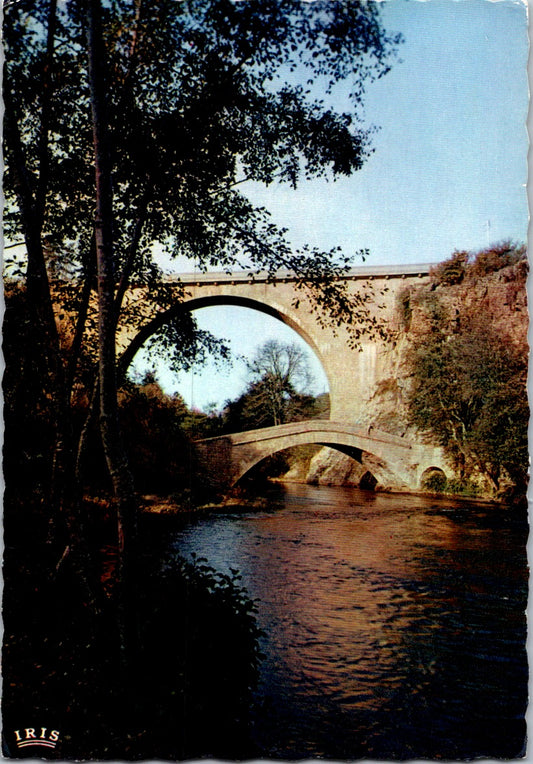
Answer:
139, 479, 517, 517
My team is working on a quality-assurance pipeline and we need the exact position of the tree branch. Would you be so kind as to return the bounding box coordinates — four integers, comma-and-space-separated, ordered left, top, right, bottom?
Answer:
113, 194, 150, 326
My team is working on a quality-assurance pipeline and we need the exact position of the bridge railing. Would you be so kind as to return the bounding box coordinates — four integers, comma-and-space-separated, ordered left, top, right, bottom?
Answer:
162, 263, 435, 287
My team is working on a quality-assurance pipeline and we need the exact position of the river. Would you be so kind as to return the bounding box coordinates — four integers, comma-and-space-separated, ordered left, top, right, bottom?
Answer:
147, 483, 528, 759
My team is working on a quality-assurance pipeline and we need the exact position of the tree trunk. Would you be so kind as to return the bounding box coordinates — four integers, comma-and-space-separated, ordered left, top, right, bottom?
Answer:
4, 11, 70, 547
86, 0, 138, 663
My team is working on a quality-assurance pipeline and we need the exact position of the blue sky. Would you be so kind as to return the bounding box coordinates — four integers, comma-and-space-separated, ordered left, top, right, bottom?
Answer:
131, 0, 529, 411
243, 0, 528, 264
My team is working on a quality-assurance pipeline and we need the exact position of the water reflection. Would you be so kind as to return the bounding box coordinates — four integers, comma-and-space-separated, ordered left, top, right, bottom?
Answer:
162, 483, 527, 759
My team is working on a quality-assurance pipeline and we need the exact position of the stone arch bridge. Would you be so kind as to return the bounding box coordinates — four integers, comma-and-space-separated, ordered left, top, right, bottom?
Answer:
119, 263, 448, 490
195, 420, 447, 493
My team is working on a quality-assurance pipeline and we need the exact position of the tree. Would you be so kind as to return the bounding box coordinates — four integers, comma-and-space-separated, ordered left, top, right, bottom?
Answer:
3, 0, 401, 626
220, 340, 315, 430
85, 0, 141, 660
5, 0, 400, 363
3, 3, 407, 741
246, 340, 313, 426
405, 248, 528, 496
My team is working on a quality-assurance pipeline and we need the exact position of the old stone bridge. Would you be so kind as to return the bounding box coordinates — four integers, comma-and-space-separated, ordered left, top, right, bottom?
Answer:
119, 263, 449, 491
195, 420, 447, 493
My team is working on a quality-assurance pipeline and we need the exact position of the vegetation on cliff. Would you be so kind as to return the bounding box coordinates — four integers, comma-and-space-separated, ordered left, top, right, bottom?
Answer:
401, 243, 528, 499
265, 243, 528, 499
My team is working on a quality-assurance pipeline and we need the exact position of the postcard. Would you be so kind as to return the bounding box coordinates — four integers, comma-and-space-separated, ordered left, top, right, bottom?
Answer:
2, 0, 528, 759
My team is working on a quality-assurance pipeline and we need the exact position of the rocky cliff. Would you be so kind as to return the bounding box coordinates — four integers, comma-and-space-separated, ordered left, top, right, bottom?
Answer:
282, 249, 528, 491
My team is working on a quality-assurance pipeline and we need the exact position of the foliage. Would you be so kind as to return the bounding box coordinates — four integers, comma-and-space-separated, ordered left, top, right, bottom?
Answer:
430, 241, 527, 287
139, 315, 233, 377
2, 287, 58, 512
3, 0, 401, 572
243, 340, 313, 426
134, 554, 263, 758
118, 380, 193, 492
75, 376, 224, 498
405, 278, 528, 494
446, 478, 482, 498
4, 0, 402, 513
3, 0, 402, 750
248, 339, 312, 387
3, 530, 263, 759
5, 0, 400, 373
430, 250, 469, 286
468, 240, 527, 279
215, 340, 326, 432
217, 386, 323, 434
420, 470, 448, 493
287, 390, 330, 422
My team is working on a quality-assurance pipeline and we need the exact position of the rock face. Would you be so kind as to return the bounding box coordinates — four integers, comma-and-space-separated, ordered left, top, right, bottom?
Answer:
306, 448, 366, 486
281, 255, 528, 490
304, 447, 405, 490
281, 460, 311, 483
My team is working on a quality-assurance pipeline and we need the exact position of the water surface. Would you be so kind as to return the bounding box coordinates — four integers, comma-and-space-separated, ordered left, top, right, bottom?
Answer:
152, 484, 528, 759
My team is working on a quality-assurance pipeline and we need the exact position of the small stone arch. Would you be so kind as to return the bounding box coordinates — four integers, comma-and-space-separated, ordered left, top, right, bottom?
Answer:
231, 449, 394, 493
420, 466, 448, 492
230, 439, 363, 488
196, 424, 415, 492
359, 470, 378, 491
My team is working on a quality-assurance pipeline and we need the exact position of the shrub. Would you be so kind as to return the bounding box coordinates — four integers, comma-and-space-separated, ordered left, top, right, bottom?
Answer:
430, 250, 469, 286
421, 470, 448, 493
135, 555, 264, 759
447, 478, 482, 497
468, 241, 526, 278
118, 382, 196, 493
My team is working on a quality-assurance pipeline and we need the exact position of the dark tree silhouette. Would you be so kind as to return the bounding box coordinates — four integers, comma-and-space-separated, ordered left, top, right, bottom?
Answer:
3, 0, 402, 686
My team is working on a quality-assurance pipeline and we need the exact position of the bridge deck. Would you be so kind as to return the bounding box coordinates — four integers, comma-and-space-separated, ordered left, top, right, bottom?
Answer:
163, 263, 435, 286
197, 419, 412, 450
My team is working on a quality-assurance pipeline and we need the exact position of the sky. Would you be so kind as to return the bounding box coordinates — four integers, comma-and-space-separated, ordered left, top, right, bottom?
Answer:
244, 0, 528, 265
129, 0, 529, 412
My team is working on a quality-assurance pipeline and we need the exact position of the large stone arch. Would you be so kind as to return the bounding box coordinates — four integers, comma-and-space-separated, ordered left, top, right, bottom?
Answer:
116, 266, 452, 496
179, 294, 324, 360
120, 264, 434, 422
118, 292, 332, 410
179, 293, 332, 398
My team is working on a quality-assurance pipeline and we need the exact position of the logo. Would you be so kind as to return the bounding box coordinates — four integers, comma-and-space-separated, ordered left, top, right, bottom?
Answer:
14, 728, 61, 750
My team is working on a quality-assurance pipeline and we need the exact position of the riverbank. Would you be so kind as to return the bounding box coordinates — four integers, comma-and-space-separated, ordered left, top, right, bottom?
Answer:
139, 492, 273, 515
138, 479, 521, 518
3, 492, 263, 760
